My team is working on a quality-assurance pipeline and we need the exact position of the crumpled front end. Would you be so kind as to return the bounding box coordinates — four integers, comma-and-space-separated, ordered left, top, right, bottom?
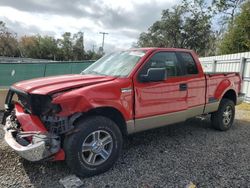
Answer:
4, 116, 60, 161
2, 88, 64, 162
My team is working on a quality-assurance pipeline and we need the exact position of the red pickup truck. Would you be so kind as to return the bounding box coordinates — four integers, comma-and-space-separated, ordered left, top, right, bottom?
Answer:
2, 48, 244, 176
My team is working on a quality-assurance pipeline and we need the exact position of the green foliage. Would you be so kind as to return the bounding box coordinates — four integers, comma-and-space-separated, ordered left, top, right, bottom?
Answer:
73, 32, 85, 60
0, 21, 20, 57
219, 1, 250, 54
85, 50, 103, 60
212, 0, 245, 23
55, 32, 75, 61
0, 22, 102, 60
38, 36, 58, 60
138, 0, 249, 56
19, 35, 39, 58
19, 35, 58, 59
137, 0, 216, 56
0, 0, 249, 59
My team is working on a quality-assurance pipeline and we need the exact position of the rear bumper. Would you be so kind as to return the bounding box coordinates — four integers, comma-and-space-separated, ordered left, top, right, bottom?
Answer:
237, 93, 245, 105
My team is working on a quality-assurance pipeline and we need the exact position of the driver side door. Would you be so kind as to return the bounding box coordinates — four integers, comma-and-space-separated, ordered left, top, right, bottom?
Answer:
133, 51, 188, 132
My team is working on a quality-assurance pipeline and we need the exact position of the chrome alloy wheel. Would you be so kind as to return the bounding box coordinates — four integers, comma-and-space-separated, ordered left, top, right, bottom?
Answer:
81, 130, 113, 166
222, 105, 233, 126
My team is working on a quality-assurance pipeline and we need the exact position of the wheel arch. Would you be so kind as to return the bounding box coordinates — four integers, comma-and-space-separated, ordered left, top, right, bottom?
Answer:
73, 107, 128, 137
221, 89, 237, 105
214, 79, 237, 105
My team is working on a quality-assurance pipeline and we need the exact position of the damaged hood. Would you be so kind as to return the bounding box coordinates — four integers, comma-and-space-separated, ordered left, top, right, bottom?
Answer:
13, 74, 116, 95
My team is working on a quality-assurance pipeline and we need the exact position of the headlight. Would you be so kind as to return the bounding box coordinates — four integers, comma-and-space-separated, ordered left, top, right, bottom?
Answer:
30, 94, 61, 115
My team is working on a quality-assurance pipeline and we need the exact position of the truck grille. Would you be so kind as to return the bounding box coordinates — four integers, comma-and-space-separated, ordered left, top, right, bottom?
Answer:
41, 116, 73, 135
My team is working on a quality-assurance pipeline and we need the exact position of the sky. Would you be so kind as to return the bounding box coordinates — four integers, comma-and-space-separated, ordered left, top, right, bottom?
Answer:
0, 0, 180, 53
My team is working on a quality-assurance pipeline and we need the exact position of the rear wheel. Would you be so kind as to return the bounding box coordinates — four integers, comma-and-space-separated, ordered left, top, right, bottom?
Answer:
64, 116, 123, 177
211, 99, 235, 131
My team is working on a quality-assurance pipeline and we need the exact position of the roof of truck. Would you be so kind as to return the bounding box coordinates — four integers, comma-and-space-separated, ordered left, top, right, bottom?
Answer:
130, 47, 194, 53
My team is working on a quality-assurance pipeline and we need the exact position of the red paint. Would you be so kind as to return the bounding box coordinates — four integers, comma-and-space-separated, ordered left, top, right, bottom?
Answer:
10, 48, 242, 162
53, 149, 65, 161
13, 74, 116, 95
15, 103, 47, 132
52, 78, 134, 120
15, 103, 65, 160
132, 49, 207, 119
205, 73, 241, 102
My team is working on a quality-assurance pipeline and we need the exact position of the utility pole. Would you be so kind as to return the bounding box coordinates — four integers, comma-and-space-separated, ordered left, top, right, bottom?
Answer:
82, 32, 85, 51
82, 32, 85, 59
92, 44, 96, 52
99, 32, 108, 53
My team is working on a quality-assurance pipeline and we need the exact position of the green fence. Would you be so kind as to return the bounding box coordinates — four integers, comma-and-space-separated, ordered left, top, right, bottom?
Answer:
0, 61, 95, 87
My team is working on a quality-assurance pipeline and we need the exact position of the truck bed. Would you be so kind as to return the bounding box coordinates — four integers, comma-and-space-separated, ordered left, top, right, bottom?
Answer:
205, 72, 241, 104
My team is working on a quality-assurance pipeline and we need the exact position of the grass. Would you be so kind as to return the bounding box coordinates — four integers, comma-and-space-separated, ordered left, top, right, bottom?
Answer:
237, 102, 250, 111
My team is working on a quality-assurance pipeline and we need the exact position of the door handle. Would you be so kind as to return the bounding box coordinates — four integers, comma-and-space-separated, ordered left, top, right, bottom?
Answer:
179, 83, 187, 91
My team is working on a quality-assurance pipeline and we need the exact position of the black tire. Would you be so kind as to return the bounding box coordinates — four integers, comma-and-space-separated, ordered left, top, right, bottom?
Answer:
64, 116, 123, 177
211, 98, 235, 131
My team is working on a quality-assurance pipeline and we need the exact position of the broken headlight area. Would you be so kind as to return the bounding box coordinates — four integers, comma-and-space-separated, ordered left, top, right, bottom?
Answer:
22, 94, 61, 116
4, 87, 79, 138
5, 87, 61, 116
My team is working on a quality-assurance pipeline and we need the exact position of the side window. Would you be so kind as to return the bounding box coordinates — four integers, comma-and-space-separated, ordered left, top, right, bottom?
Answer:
177, 52, 198, 75
140, 52, 182, 77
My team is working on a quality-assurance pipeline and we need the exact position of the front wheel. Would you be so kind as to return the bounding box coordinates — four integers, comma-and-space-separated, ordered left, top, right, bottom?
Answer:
211, 99, 235, 131
64, 116, 123, 177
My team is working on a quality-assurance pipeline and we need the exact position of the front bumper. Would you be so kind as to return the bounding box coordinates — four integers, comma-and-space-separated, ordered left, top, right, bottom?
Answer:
4, 125, 51, 161
237, 93, 245, 105
3, 103, 61, 162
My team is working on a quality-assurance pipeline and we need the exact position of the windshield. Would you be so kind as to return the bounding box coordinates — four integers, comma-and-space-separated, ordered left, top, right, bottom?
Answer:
81, 50, 146, 77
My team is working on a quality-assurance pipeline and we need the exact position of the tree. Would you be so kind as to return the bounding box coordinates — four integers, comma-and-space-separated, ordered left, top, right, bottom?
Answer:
19, 35, 39, 58
181, 0, 215, 55
0, 21, 104, 60
212, 0, 245, 24
58, 32, 74, 61
0, 21, 20, 57
85, 50, 103, 60
137, 0, 216, 56
19, 35, 59, 60
38, 35, 58, 60
219, 1, 250, 54
73, 32, 85, 60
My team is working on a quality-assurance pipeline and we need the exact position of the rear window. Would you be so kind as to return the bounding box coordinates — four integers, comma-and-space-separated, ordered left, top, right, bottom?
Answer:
178, 52, 198, 75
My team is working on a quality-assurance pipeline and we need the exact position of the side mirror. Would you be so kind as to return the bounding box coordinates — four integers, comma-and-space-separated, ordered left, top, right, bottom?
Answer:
140, 68, 167, 82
